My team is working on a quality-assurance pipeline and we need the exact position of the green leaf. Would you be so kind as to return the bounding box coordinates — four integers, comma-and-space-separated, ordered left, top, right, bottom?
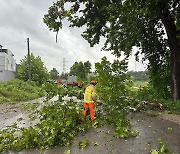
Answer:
167, 127, 172, 132
64, 149, 71, 154
94, 142, 100, 146
151, 149, 158, 154
78, 139, 89, 149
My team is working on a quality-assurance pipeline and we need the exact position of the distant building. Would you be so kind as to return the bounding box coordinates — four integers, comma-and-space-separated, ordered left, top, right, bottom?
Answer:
67, 75, 78, 86
55, 78, 67, 84
55, 75, 78, 86
0, 47, 16, 82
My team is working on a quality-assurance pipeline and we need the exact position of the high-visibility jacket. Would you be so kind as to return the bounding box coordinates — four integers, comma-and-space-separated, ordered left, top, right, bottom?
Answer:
84, 85, 96, 103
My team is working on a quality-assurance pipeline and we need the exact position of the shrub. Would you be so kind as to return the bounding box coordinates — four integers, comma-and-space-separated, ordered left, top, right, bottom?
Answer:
0, 79, 45, 103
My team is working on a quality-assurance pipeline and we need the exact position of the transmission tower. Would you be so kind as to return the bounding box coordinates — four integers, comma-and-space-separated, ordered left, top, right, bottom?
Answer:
62, 58, 66, 73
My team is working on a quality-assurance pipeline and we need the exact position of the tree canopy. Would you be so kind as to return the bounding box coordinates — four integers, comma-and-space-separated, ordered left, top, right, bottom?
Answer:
44, 0, 180, 100
69, 61, 91, 80
127, 71, 149, 82
17, 54, 50, 85
50, 68, 59, 80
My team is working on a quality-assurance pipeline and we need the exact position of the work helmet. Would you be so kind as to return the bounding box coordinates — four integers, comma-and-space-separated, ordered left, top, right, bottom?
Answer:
90, 80, 97, 85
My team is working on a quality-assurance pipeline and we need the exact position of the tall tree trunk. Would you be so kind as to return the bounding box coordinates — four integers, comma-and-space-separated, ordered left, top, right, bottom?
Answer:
161, 9, 180, 101
170, 41, 180, 101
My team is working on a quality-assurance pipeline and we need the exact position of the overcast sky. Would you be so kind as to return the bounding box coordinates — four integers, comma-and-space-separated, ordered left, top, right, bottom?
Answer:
0, 0, 147, 73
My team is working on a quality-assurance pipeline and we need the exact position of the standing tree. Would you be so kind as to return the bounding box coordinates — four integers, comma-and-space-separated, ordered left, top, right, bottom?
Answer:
17, 54, 50, 85
127, 71, 149, 82
44, 0, 180, 100
59, 72, 69, 79
50, 68, 59, 80
69, 61, 91, 80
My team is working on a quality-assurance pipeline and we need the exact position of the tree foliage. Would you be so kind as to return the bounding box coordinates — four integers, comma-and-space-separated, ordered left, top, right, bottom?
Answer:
59, 72, 69, 79
127, 71, 149, 82
17, 54, 50, 85
69, 61, 91, 80
0, 79, 44, 103
50, 68, 59, 80
44, 0, 180, 100
0, 79, 137, 153
95, 56, 131, 105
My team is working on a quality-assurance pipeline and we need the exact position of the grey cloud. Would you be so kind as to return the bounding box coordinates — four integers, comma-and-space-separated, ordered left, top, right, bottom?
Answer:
0, 0, 147, 73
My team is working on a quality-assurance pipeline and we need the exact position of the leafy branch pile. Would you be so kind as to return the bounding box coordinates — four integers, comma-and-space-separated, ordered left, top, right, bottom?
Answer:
151, 138, 169, 154
0, 57, 139, 152
104, 105, 138, 138
43, 81, 84, 102
95, 57, 138, 138
133, 84, 180, 114
0, 90, 88, 152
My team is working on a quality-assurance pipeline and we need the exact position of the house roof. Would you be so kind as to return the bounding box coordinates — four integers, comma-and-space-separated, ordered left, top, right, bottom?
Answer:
0, 49, 14, 56
0, 49, 8, 54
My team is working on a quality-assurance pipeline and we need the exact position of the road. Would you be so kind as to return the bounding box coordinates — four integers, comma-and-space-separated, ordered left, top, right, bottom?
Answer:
0, 98, 179, 154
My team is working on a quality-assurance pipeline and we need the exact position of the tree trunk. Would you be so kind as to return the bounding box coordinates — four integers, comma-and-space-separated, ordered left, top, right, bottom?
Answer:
161, 9, 180, 101
171, 43, 180, 101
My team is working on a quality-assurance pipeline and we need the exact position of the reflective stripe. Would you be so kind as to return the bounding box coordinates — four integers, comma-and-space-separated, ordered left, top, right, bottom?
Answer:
92, 91, 96, 95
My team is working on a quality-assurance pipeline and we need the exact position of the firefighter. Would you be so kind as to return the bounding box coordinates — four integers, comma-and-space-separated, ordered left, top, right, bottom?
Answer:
82, 80, 98, 121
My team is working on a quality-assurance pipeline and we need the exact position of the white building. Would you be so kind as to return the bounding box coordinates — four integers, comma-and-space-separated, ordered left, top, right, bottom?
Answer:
0, 48, 16, 82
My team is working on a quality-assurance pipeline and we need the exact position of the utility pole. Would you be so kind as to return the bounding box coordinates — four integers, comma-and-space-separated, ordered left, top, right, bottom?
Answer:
27, 38, 31, 83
